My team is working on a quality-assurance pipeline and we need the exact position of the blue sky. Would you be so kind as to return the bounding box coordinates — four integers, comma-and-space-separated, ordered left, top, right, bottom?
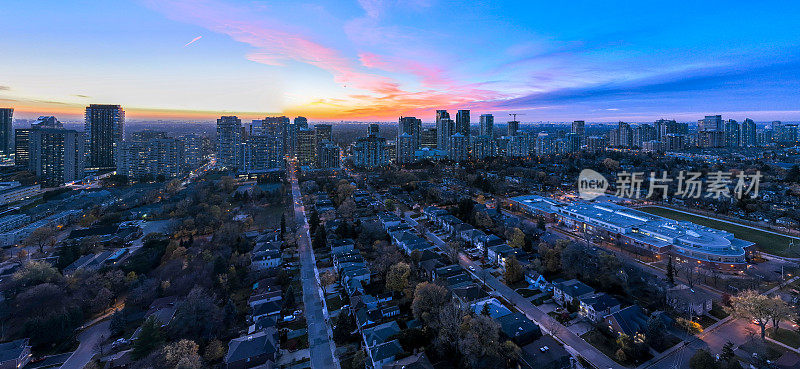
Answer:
1, 0, 799, 122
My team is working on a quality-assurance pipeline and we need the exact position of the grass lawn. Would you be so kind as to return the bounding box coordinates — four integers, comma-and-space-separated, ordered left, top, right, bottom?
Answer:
516, 288, 541, 298
638, 206, 800, 257
768, 328, 800, 348
709, 302, 730, 320
695, 315, 717, 329
581, 330, 624, 364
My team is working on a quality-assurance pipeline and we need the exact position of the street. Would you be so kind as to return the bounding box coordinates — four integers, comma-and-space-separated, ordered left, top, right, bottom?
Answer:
407, 212, 624, 369
59, 320, 110, 369
289, 162, 340, 369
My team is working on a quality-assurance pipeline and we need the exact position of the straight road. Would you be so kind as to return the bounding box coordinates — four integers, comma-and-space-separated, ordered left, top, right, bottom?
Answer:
289, 162, 339, 369
408, 213, 624, 369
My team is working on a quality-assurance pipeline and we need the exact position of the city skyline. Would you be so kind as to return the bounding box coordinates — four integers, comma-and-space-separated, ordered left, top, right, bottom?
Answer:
2, 1, 800, 122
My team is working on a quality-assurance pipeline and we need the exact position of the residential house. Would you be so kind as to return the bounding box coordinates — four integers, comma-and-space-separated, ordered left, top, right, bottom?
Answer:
329, 238, 355, 254
497, 313, 542, 346
579, 293, 621, 322
605, 305, 649, 337
475, 234, 505, 254
362, 321, 400, 348
525, 271, 549, 291
520, 335, 572, 369
665, 285, 714, 317
471, 297, 513, 319
367, 341, 403, 369
382, 352, 434, 369
224, 329, 278, 369
552, 279, 594, 306
0, 339, 31, 369
250, 300, 281, 323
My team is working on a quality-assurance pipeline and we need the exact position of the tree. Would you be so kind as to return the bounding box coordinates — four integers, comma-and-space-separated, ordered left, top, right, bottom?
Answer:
689, 349, 718, 369
503, 256, 523, 284
676, 317, 702, 335
412, 282, 449, 326
728, 290, 772, 339
12, 261, 60, 287
508, 228, 526, 249
203, 340, 227, 363
386, 262, 411, 294
333, 309, 356, 344
351, 349, 365, 369
312, 226, 327, 250
720, 341, 735, 363
280, 214, 286, 238
308, 209, 320, 234
25, 226, 57, 254
666, 256, 675, 286
320, 270, 338, 296
157, 339, 203, 369
133, 316, 165, 358
766, 296, 796, 335
110, 309, 126, 337
474, 211, 494, 229
169, 287, 223, 341
645, 317, 666, 349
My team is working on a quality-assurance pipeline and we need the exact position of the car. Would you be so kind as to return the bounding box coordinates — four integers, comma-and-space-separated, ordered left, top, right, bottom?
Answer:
283, 315, 296, 322
469, 266, 476, 272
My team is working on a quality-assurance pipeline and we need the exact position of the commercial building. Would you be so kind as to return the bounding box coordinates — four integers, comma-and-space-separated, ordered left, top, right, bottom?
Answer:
398, 116, 421, 150
0, 108, 12, 156
479, 114, 494, 138
352, 135, 388, 169
510, 195, 755, 270
297, 128, 316, 166
29, 127, 85, 186
118, 136, 185, 179
316, 141, 340, 169
85, 104, 124, 170
0, 182, 40, 205
216, 116, 244, 170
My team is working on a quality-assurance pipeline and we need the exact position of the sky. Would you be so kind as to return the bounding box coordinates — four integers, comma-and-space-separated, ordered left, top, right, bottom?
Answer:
1, 0, 800, 122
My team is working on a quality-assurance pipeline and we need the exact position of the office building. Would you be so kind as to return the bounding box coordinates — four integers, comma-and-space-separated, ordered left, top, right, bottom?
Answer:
741, 118, 757, 147
724, 120, 741, 147
436, 110, 454, 151
633, 124, 656, 148
0, 108, 12, 156
14, 129, 30, 169
470, 135, 492, 159
118, 137, 184, 179
297, 128, 316, 166
507, 120, 519, 136
663, 134, 686, 151
564, 133, 581, 153
586, 136, 607, 153
216, 116, 244, 170
455, 110, 470, 137
420, 127, 437, 148
29, 127, 85, 186
398, 116, 421, 150
508, 133, 534, 157
352, 135, 387, 169
571, 120, 585, 145
294, 116, 308, 129
479, 114, 494, 138
315, 141, 340, 169
85, 104, 124, 170
698, 130, 725, 148
244, 134, 284, 173
535, 133, 557, 156
699, 115, 723, 131
396, 133, 416, 164
180, 134, 202, 168
448, 133, 468, 161
368, 123, 380, 137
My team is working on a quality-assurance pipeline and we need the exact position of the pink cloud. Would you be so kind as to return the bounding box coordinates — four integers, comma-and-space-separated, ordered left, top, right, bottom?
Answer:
143, 0, 509, 119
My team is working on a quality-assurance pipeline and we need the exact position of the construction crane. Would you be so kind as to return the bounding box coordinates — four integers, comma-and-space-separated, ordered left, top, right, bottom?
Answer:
508, 113, 526, 121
